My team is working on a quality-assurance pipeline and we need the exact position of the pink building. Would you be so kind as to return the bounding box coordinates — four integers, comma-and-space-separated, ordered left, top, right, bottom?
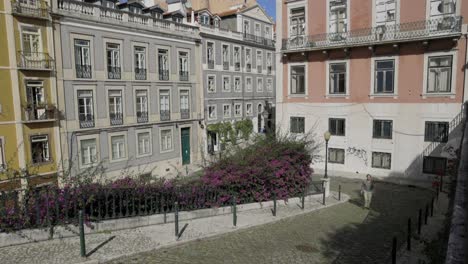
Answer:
276, 0, 468, 183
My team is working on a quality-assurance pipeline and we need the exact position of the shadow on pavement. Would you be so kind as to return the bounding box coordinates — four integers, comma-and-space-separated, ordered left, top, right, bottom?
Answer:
86, 236, 116, 257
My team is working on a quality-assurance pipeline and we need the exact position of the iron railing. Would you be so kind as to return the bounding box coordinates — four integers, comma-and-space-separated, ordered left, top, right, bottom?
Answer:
159, 69, 169, 81
76, 64, 92, 79
180, 109, 190, 119
18, 52, 54, 70
282, 16, 463, 52
135, 68, 146, 80
110, 113, 123, 126
107, 66, 121, 79
243, 33, 275, 47
11, 0, 50, 18
79, 114, 94, 129
179, 71, 189, 82
207, 60, 214, 69
24, 106, 57, 122
160, 110, 170, 121
137, 111, 148, 123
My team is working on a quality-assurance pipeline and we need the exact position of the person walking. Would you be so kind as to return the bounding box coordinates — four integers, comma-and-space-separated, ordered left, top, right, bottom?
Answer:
361, 174, 374, 209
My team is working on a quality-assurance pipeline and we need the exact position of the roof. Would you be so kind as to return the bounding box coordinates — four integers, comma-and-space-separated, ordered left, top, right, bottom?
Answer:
190, 0, 256, 14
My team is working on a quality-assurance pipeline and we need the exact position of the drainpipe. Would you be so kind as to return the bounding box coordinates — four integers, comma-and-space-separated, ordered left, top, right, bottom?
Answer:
463, 33, 468, 107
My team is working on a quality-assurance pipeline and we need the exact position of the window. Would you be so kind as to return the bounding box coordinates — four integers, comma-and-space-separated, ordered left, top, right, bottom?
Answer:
74, 39, 91, 78
223, 76, 231, 92
289, 7, 305, 37
26, 81, 46, 120
207, 42, 214, 69
265, 26, 271, 39
21, 26, 41, 54
290, 117, 305, 134
207, 76, 215, 92
255, 23, 261, 37
104, 0, 115, 8
179, 51, 189, 81
423, 156, 447, 174
134, 46, 146, 80
373, 120, 393, 139
110, 135, 126, 161
158, 49, 169, 81
290, 65, 305, 94
31, 135, 50, 164
425, 121, 449, 142
266, 53, 272, 74
329, 148, 345, 164
160, 129, 173, 152
375, 0, 396, 26
234, 77, 241, 92
208, 105, 217, 120
106, 43, 121, 79
137, 131, 151, 156
129, 6, 142, 14
329, 0, 348, 34
246, 48, 252, 72
257, 78, 264, 92
200, 15, 210, 25
329, 118, 345, 136
80, 138, 97, 166
246, 77, 252, 92
0, 138, 5, 170
108, 90, 123, 125
429, 0, 456, 19
77, 90, 94, 128
246, 103, 253, 116
374, 60, 395, 94
234, 47, 240, 71
223, 104, 231, 118
234, 103, 242, 117
180, 90, 190, 119
159, 90, 170, 121
243, 20, 250, 34
372, 152, 391, 169
329, 63, 347, 94
256, 50, 263, 73
427, 55, 453, 93
222, 44, 229, 70
136, 90, 148, 123
266, 78, 273, 91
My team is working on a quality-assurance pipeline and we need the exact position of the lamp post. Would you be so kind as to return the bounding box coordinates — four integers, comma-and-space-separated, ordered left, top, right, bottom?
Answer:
324, 131, 331, 178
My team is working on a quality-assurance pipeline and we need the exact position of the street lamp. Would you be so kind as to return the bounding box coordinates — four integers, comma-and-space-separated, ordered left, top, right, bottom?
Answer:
324, 131, 331, 178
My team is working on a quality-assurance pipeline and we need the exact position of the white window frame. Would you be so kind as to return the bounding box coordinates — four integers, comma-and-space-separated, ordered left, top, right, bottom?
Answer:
371, 151, 392, 170
208, 105, 217, 120
288, 63, 308, 97
222, 75, 231, 92
207, 75, 216, 93
70, 34, 94, 79
370, 55, 399, 98
30, 134, 50, 164
234, 103, 242, 117
290, 116, 305, 134
77, 135, 99, 168
105, 41, 122, 70
256, 50, 263, 73
159, 127, 174, 153
157, 46, 171, 79
206, 41, 215, 65
256, 77, 264, 92
372, 0, 400, 27
422, 50, 457, 98
426, 0, 460, 20
159, 88, 171, 114
136, 128, 152, 157
19, 24, 43, 55
243, 20, 251, 35
108, 132, 128, 162
179, 88, 190, 113
287, 1, 307, 38
132, 42, 148, 80
177, 49, 190, 78
134, 87, 149, 119
245, 103, 253, 116
266, 78, 273, 92
245, 76, 253, 92
221, 43, 230, 68
233, 45, 241, 68
234, 76, 242, 92
223, 104, 231, 119
326, 0, 350, 34
245, 48, 252, 70
107, 88, 124, 120
326, 59, 350, 98
75, 86, 97, 128
254, 22, 261, 37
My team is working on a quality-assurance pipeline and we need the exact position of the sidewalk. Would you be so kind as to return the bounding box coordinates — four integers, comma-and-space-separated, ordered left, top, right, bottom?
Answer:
0, 192, 349, 264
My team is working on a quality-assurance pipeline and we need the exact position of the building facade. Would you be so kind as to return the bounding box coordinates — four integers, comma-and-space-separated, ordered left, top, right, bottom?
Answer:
0, 0, 60, 190
277, 0, 468, 182
53, 0, 203, 180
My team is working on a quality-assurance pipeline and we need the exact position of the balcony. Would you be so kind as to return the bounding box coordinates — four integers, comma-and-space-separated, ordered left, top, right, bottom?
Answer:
243, 33, 275, 48
179, 71, 189, 82
223, 62, 229, 70
135, 68, 146, 80
76, 64, 92, 79
24, 105, 57, 123
11, 0, 50, 19
110, 113, 123, 126
160, 110, 170, 121
282, 16, 463, 52
79, 114, 94, 129
137, 111, 148, 123
180, 109, 190, 119
18, 52, 54, 70
159, 69, 169, 81
207, 60, 214, 69
107, 66, 121, 79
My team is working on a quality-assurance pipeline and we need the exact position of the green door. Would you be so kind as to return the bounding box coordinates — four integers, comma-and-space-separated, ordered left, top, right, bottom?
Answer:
181, 128, 191, 165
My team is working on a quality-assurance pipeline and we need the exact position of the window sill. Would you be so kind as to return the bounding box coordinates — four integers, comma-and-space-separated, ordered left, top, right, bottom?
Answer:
109, 158, 128, 164
422, 93, 456, 99
369, 94, 398, 99
136, 153, 152, 158
288, 94, 307, 99
326, 94, 350, 99
79, 162, 99, 169
160, 149, 173, 154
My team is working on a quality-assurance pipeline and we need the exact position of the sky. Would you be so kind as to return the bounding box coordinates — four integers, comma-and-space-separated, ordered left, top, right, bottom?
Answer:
257, 0, 276, 21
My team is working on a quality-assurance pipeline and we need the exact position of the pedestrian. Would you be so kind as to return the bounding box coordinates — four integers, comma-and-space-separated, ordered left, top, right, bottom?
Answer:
361, 174, 374, 209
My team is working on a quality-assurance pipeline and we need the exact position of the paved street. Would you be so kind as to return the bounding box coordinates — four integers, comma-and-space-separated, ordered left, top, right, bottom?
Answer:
107, 177, 435, 264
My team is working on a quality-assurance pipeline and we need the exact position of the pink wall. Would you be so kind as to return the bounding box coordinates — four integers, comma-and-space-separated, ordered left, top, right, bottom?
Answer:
400, 0, 426, 23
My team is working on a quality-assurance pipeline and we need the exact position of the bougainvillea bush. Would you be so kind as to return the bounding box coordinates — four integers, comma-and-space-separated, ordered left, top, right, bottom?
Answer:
0, 134, 314, 232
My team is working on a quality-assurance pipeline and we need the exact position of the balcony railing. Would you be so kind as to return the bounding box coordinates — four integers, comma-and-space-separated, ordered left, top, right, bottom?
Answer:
243, 33, 275, 47
79, 114, 95, 129
18, 52, 54, 70
160, 110, 170, 121
159, 69, 169, 81
24, 105, 57, 122
11, 0, 50, 19
282, 16, 463, 52
128, 13, 148, 25
137, 111, 148, 123
107, 66, 121, 79
110, 113, 123, 126
179, 71, 189, 82
76, 64, 92, 79
207, 60, 214, 69
135, 68, 146, 80
180, 109, 190, 119
223, 62, 229, 70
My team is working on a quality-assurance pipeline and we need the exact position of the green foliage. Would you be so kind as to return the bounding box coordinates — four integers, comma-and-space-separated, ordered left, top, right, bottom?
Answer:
207, 119, 253, 148
234, 119, 253, 141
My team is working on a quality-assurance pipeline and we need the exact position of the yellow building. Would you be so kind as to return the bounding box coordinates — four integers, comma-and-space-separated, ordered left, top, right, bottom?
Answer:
0, 0, 60, 190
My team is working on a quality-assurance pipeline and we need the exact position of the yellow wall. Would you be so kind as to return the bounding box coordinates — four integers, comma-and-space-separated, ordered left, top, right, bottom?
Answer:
0, 125, 19, 180
22, 124, 57, 175
13, 18, 49, 55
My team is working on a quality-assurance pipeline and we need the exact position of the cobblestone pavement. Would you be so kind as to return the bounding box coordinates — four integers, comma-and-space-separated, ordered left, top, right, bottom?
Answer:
107, 177, 435, 264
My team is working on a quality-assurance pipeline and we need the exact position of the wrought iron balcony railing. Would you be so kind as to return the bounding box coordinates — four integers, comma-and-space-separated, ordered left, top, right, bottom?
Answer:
18, 52, 54, 70
282, 16, 463, 52
223, 62, 229, 70
76, 64, 92, 79
159, 69, 169, 81
79, 114, 95, 129
24, 105, 57, 122
243, 33, 275, 48
110, 113, 123, 126
11, 0, 50, 19
207, 60, 214, 69
160, 110, 170, 121
135, 68, 146, 80
180, 109, 190, 119
107, 66, 121, 79
179, 71, 189, 82
137, 111, 148, 123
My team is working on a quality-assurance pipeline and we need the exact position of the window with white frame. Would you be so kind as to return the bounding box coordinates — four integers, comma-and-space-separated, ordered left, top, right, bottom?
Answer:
329, 118, 345, 136
372, 152, 391, 169
245, 103, 253, 116
234, 46, 240, 70
137, 131, 151, 156
135, 90, 148, 121
0, 138, 5, 169
160, 129, 173, 152
234, 103, 242, 117
206, 42, 214, 66
108, 90, 123, 121
266, 52, 272, 74
74, 39, 91, 78
222, 44, 230, 69
329, 62, 347, 94
373, 120, 393, 139
104, 0, 115, 8
375, 0, 396, 26
291, 65, 305, 94
223, 76, 231, 92
207, 75, 215, 92
256, 50, 263, 73
21, 26, 41, 55
200, 15, 210, 25
427, 55, 453, 93
179, 51, 189, 79
134, 46, 146, 79
255, 23, 261, 37
234, 77, 241, 92
80, 138, 97, 166
374, 59, 395, 94
26, 81, 45, 116
243, 20, 250, 34
180, 90, 190, 114
158, 48, 169, 80
246, 48, 252, 71
208, 105, 217, 120
77, 90, 94, 125
329, 148, 345, 164
266, 78, 273, 91
223, 104, 231, 118
106, 43, 121, 78
289, 7, 305, 37
290, 117, 305, 134
329, 0, 348, 34
31, 135, 50, 164
110, 135, 126, 160
257, 78, 264, 92
265, 26, 271, 39
159, 90, 170, 114
246, 77, 252, 92
429, 0, 456, 19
